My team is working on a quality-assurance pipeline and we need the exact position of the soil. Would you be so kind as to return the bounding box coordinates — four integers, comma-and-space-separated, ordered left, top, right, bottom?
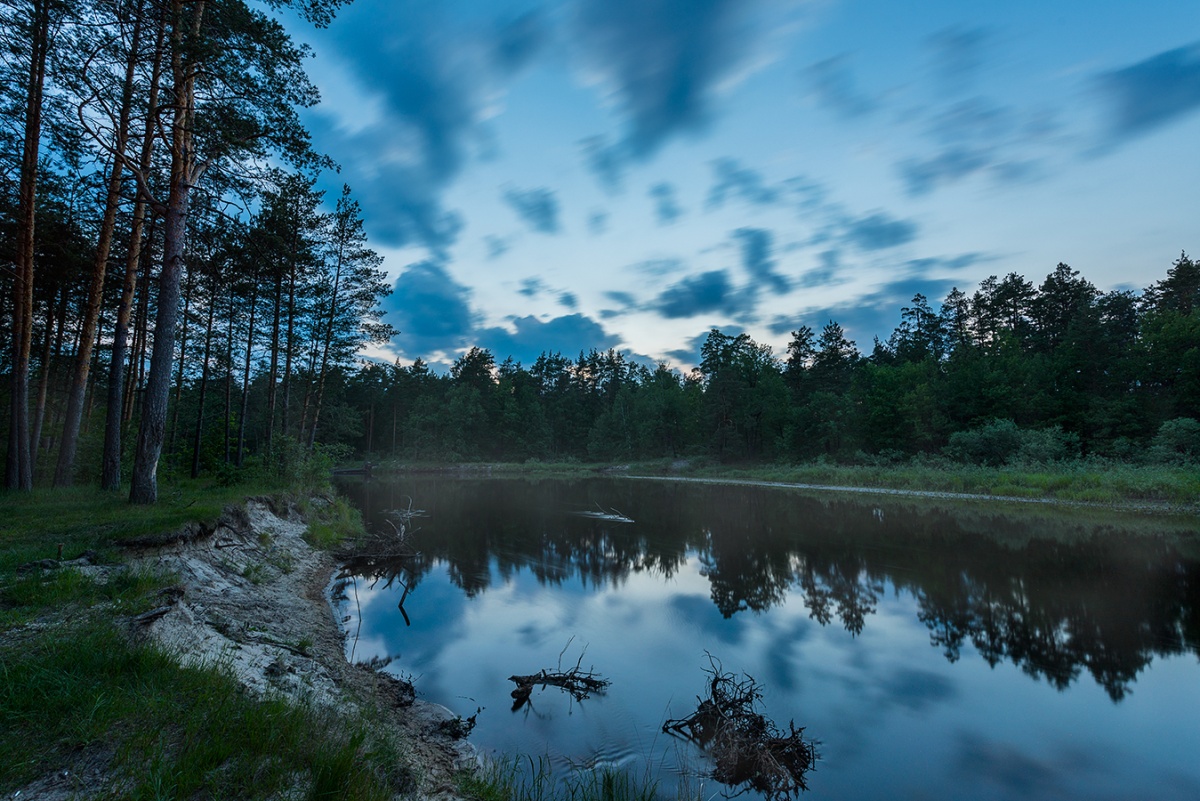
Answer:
9, 497, 475, 800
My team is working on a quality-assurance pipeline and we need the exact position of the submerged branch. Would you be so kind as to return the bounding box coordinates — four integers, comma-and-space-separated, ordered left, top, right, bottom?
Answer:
664, 655, 819, 800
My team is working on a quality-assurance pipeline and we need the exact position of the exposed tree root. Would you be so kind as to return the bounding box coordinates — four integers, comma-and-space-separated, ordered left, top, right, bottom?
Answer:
664, 656, 818, 799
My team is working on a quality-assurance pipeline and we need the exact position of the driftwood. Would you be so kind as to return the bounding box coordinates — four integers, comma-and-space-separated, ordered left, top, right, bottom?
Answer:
509, 639, 610, 710
663, 656, 818, 800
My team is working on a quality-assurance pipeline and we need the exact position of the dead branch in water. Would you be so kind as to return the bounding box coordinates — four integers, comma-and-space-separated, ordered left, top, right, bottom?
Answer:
663, 655, 818, 800
509, 638, 611, 710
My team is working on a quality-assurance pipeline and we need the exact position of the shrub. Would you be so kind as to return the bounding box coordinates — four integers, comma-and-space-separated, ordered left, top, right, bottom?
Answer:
1149, 417, 1200, 464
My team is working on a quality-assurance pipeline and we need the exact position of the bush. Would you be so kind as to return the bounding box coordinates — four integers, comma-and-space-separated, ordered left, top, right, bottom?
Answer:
1149, 417, 1200, 464
945, 419, 1079, 466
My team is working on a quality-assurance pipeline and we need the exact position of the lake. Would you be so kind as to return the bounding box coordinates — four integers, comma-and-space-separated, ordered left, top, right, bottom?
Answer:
335, 476, 1200, 801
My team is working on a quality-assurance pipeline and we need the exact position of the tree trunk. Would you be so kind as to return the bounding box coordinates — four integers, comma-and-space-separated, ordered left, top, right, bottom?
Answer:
265, 269, 282, 457
105, 7, 167, 487
56, 5, 145, 486
236, 269, 258, 466
6, 0, 52, 491
30, 290, 57, 473
191, 282, 216, 478
167, 265, 195, 456
129, 0, 207, 504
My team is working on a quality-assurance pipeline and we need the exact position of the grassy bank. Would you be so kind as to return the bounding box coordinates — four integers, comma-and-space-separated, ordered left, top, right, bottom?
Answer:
0, 479, 411, 800
359, 457, 1200, 511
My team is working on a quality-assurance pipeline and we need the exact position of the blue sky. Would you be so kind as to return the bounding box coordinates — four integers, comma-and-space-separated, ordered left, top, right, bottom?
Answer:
288, 0, 1200, 370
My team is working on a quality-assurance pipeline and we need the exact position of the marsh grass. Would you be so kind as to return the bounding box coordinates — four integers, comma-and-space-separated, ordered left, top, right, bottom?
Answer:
459, 756, 668, 801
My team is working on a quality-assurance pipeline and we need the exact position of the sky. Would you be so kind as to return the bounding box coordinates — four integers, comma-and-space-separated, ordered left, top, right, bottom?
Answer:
285, 0, 1200, 371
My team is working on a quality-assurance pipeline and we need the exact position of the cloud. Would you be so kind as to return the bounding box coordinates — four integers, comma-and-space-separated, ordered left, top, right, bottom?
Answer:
799, 275, 961, 345
485, 235, 512, 260
806, 54, 875, 118
518, 277, 545, 297
558, 291, 579, 309
492, 9, 549, 75
733, 227, 789, 293
928, 26, 990, 95
476, 313, 619, 364
899, 147, 992, 196
503, 186, 562, 234
604, 290, 637, 307
706, 157, 782, 208
1095, 42, 1200, 142
654, 270, 744, 318
574, 0, 764, 177
580, 135, 626, 192
386, 260, 477, 357
842, 212, 918, 251
630, 257, 686, 277
305, 4, 525, 253
588, 208, 610, 235
797, 249, 843, 289
649, 182, 684, 224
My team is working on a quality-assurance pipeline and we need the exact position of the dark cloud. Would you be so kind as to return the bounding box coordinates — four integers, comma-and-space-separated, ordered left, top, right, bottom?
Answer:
306, 4, 512, 253
806, 54, 875, 118
928, 27, 990, 94
843, 212, 918, 251
518, 277, 545, 297
1096, 42, 1200, 141
797, 249, 843, 289
733, 228, 789, 293
574, 0, 762, 177
654, 270, 743, 318
604, 290, 637, 307
476, 313, 619, 365
485, 235, 512, 260
588, 208, 610, 235
493, 9, 549, 75
503, 186, 561, 234
707, 157, 782, 208
558, 291, 579, 309
580, 135, 626, 192
649, 182, 684, 225
387, 260, 476, 356
899, 147, 991, 196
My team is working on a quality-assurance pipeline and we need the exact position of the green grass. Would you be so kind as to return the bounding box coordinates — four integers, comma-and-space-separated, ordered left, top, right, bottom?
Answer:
0, 476, 402, 799
0, 617, 412, 799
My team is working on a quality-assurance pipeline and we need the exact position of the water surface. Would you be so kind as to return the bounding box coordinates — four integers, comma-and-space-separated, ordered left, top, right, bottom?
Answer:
336, 477, 1200, 801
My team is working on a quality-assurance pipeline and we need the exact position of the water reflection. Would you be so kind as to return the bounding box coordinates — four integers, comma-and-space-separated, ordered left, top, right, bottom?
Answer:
339, 477, 1200, 703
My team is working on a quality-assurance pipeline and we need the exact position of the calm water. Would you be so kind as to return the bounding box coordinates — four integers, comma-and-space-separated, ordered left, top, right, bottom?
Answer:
336, 477, 1200, 801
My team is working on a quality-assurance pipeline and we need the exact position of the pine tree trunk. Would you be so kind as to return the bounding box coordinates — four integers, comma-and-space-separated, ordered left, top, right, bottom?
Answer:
104, 7, 167, 488
6, 0, 52, 491
56, 6, 144, 486
129, 0, 207, 504
191, 284, 216, 478
236, 271, 258, 467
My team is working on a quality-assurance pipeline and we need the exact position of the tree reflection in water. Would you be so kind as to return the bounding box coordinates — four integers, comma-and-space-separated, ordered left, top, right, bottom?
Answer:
339, 477, 1200, 701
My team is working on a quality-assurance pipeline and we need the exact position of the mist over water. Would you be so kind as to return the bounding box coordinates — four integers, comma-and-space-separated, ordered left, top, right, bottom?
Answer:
337, 477, 1200, 801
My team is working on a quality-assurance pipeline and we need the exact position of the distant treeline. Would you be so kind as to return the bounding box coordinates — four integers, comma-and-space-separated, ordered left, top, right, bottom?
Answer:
341, 255, 1199, 466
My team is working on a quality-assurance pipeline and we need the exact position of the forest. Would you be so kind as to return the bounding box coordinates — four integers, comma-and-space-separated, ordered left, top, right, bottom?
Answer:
2, 1, 1199, 501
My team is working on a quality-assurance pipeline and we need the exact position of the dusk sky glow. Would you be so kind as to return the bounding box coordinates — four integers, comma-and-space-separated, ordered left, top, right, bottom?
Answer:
287, 0, 1200, 370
